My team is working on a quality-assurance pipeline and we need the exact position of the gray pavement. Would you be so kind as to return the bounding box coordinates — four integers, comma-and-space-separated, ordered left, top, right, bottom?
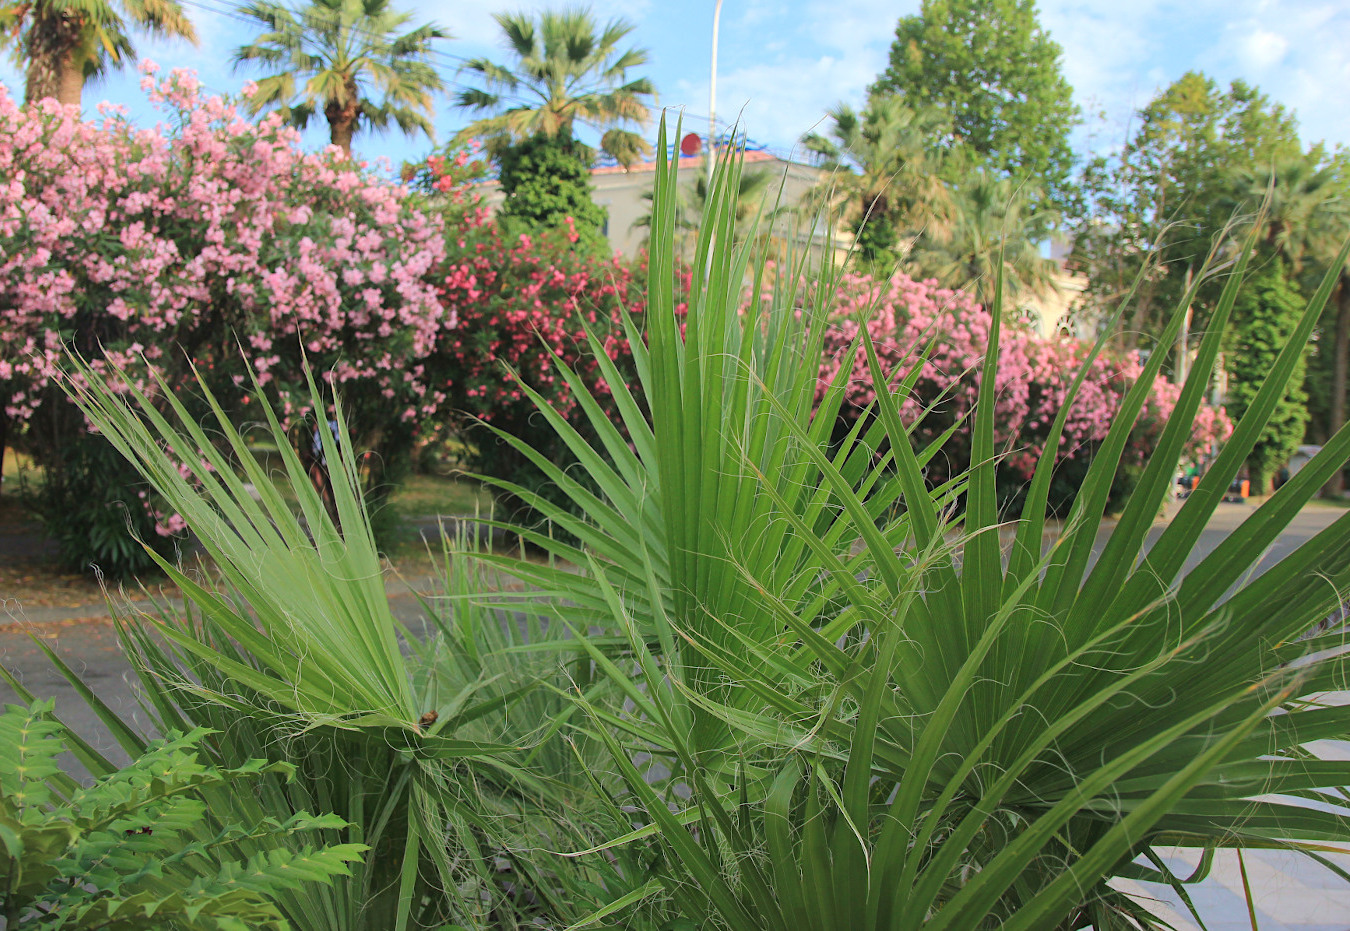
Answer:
3, 499, 1350, 929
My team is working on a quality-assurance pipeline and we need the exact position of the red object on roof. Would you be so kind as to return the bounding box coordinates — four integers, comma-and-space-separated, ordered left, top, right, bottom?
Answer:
680, 133, 703, 156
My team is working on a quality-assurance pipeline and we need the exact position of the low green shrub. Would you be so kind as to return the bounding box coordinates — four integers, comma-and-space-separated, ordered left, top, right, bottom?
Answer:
24, 361, 659, 930
477, 123, 1350, 930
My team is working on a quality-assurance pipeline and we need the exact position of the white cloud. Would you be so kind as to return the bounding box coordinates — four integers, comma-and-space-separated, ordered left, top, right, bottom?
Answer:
1237, 28, 1290, 70
1036, 0, 1350, 155
670, 52, 882, 154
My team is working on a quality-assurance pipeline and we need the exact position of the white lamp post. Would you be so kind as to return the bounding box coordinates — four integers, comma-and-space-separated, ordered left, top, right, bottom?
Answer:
709, 0, 724, 187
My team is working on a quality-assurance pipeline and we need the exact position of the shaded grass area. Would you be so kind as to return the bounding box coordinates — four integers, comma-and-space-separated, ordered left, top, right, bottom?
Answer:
1, 444, 494, 609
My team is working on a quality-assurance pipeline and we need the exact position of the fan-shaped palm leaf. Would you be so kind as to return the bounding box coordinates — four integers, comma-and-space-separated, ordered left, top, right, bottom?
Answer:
454, 8, 654, 167
233, 0, 447, 156
480, 115, 1350, 929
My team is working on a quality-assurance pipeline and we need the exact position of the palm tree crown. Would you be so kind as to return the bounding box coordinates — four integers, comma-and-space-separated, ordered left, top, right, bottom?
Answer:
454, 8, 655, 167
801, 94, 952, 269
908, 170, 1061, 311
233, 0, 448, 156
1226, 153, 1341, 271
0, 0, 197, 108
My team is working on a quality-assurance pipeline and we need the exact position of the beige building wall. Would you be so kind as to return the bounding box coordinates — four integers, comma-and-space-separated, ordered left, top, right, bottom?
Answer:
476, 149, 844, 263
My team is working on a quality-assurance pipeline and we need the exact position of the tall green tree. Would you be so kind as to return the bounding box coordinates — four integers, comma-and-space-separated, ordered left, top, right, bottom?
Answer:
0, 0, 196, 107
872, 0, 1079, 216
233, 0, 447, 156
1303, 155, 1350, 493
906, 169, 1060, 311
801, 94, 953, 272
1226, 258, 1309, 494
1070, 72, 1307, 352
453, 8, 655, 167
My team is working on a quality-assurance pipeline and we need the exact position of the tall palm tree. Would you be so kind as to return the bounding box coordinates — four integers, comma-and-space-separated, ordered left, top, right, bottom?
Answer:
233, 0, 447, 156
0, 0, 197, 108
801, 94, 952, 270
1308, 166, 1350, 494
907, 169, 1061, 311
453, 8, 655, 167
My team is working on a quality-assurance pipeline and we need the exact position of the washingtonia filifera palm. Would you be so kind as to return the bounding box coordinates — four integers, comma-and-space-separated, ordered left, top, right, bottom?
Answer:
1226, 152, 1342, 271
233, 0, 447, 156
802, 94, 952, 270
472, 118, 1350, 929
908, 168, 1062, 311
453, 8, 655, 167
0, 0, 196, 107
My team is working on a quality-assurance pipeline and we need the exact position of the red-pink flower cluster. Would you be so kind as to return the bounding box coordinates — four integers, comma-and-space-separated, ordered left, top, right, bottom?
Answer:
429, 171, 658, 433
818, 273, 1232, 488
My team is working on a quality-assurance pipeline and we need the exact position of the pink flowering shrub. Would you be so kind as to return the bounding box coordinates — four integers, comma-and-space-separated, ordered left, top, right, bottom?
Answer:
0, 65, 448, 572
819, 273, 1232, 513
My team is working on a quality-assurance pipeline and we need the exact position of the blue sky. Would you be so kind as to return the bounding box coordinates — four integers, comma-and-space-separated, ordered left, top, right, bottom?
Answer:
1, 0, 1346, 172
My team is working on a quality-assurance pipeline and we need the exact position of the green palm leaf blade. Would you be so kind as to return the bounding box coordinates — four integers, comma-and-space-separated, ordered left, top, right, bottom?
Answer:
56, 357, 419, 729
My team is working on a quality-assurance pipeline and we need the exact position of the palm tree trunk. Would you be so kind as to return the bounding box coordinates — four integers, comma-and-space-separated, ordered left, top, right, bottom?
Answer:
1324, 276, 1350, 497
324, 83, 359, 157
329, 115, 355, 155
57, 50, 84, 108
24, 10, 83, 106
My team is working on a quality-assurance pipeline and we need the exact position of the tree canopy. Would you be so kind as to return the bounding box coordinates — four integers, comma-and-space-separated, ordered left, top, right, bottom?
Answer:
872, 0, 1079, 215
801, 94, 952, 272
1069, 71, 1314, 351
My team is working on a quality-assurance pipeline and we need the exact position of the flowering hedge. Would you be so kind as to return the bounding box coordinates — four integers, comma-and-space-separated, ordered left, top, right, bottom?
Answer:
422, 157, 663, 520
819, 273, 1231, 512
0, 65, 449, 570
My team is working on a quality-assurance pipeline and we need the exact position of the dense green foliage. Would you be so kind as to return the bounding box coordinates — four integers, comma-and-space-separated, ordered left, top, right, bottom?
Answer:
495, 133, 608, 249
20, 431, 172, 576
468, 133, 1350, 929
0, 701, 361, 929
1070, 72, 1314, 352
1225, 259, 1309, 492
23, 359, 662, 929
873, 0, 1079, 215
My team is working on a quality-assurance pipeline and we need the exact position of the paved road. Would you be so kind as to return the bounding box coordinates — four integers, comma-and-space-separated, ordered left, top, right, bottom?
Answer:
3, 500, 1350, 929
